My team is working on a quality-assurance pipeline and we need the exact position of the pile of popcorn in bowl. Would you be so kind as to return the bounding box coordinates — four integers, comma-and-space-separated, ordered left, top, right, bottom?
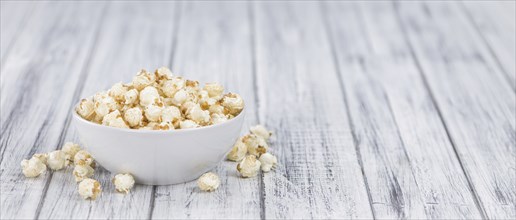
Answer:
20, 67, 278, 199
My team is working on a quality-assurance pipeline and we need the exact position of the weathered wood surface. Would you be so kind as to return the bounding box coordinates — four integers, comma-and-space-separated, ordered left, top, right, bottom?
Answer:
1, 1, 515, 219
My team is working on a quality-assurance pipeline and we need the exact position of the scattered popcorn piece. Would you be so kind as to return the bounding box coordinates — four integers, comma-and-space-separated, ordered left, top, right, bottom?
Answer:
112, 173, 135, 194
222, 93, 244, 115
259, 153, 277, 172
47, 150, 70, 170
227, 138, 247, 161
21, 157, 47, 177
73, 164, 94, 182
74, 150, 95, 168
204, 82, 224, 99
76, 99, 95, 120
32, 153, 48, 165
102, 110, 129, 129
124, 107, 144, 127
139, 86, 160, 106
78, 178, 102, 200
62, 142, 81, 161
237, 155, 261, 178
145, 104, 163, 122
197, 172, 220, 192
124, 89, 139, 105
242, 134, 268, 156
179, 120, 199, 129
250, 125, 272, 141
108, 82, 128, 102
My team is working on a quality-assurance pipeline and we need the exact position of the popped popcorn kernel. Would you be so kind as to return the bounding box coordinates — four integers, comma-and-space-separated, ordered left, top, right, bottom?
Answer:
94, 93, 118, 117
139, 86, 160, 106
155, 67, 173, 81
47, 150, 70, 170
237, 155, 261, 178
132, 69, 155, 91
73, 164, 94, 182
210, 113, 228, 125
227, 138, 247, 161
161, 77, 185, 98
112, 173, 135, 194
145, 104, 163, 122
204, 82, 224, 99
76, 99, 95, 120
222, 93, 244, 115
78, 178, 101, 200
187, 104, 210, 124
180, 120, 199, 129
62, 142, 81, 162
171, 89, 188, 105
21, 157, 47, 178
74, 150, 95, 168
242, 134, 268, 156
108, 82, 128, 102
259, 153, 277, 172
124, 89, 139, 105
32, 153, 48, 165
124, 107, 144, 127
250, 125, 273, 141
161, 106, 181, 123
197, 172, 220, 192
208, 103, 226, 115
102, 110, 129, 129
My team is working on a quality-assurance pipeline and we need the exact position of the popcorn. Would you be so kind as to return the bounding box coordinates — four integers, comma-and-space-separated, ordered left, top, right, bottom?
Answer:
108, 82, 128, 102
180, 120, 199, 129
227, 138, 247, 161
78, 178, 101, 200
73, 164, 94, 182
197, 172, 220, 192
74, 150, 95, 168
76, 99, 95, 120
259, 153, 277, 172
237, 155, 261, 178
124, 107, 143, 127
139, 86, 160, 106
47, 150, 70, 170
21, 157, 47, 177
132, 69, 155, 91
112, 173, 135, 193
222, 93, 244, 115
250, 125, 272, 141
77, 67, 244, 130
187, 104, 210, 124
32, 153, 48, 164
161, 106, 181, 123
242, 134, 268, 156
210, 113, 228, 125
62, 142, 81, 162
145, 104, 163, 122
124, 89, 139, 105
102, 110, 129, 128
204, 82, 224, 99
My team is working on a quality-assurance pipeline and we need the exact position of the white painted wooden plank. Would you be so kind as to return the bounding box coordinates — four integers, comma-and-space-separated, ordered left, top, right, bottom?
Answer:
0, 2, 106, 219
396, 1, 516, 219
461, 1, 516, 89
151, 2, 261, 219
253, 2, 374, 219
323, 1, 482, 218
37, 2, 179, 219
0, 1, 36, 61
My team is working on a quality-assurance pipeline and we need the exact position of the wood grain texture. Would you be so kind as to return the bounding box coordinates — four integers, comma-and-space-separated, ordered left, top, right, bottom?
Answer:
0, 1, 36, 61
253, 2, 374, 219
396, 1, 516, 219
0, 2, 106, 219
37, 2, 179, 219
323, 1, 482, 218
151, 2, 261, 219
461, 0, 516, 89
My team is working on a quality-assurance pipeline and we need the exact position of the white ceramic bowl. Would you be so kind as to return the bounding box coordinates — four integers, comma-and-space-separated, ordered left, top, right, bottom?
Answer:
72, 105, 245, 185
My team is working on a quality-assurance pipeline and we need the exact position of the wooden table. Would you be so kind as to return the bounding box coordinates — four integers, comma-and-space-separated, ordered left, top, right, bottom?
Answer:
1, 1, 514, 219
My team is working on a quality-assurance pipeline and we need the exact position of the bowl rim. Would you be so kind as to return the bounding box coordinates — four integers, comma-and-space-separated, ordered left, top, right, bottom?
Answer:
72, 102, 245, 134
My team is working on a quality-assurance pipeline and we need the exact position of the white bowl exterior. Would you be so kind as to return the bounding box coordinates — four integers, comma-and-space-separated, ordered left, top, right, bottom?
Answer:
73, 110, 245, 185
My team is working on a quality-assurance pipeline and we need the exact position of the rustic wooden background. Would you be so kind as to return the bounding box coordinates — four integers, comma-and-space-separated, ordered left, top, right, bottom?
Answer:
1, 1, 515, 219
